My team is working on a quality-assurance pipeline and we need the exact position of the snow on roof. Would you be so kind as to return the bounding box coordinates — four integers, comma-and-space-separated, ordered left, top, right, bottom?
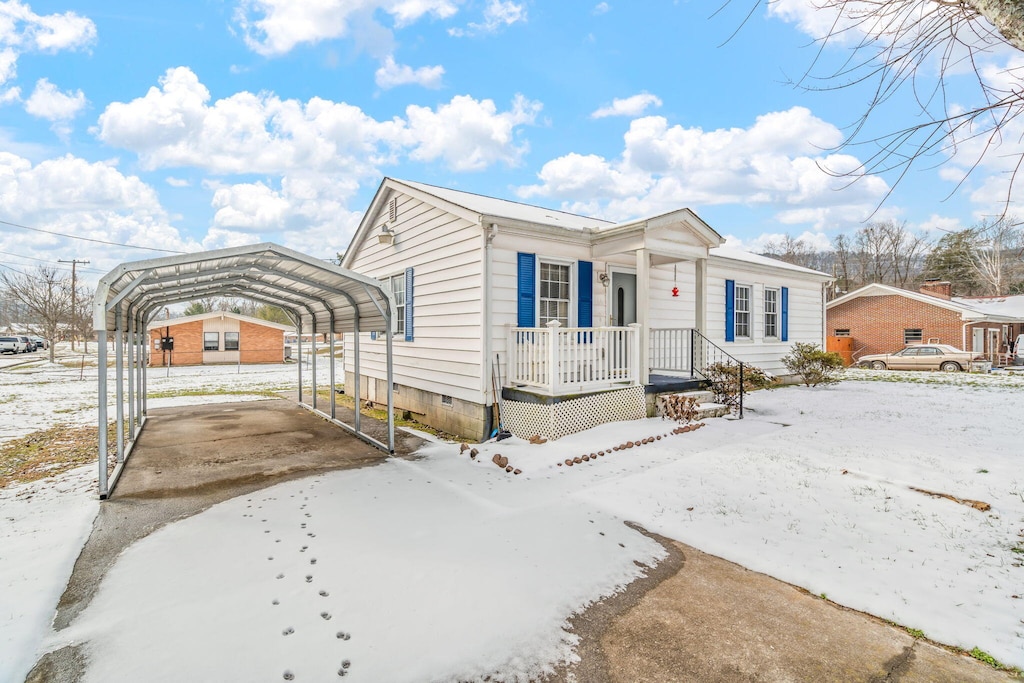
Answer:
395, 179, 615, 231
146, 311, 294, 332
710, 247, 831, 278
952, 295, 1024, 319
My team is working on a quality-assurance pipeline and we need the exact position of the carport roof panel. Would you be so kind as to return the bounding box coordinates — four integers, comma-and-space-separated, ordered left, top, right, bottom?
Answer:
94, 242, 393, 334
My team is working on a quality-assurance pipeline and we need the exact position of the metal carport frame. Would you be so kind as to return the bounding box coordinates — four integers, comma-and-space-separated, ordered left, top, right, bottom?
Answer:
93, 242, 396, 499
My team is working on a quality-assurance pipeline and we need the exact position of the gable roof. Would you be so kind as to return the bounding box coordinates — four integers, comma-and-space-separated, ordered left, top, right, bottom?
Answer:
145, 311, 293, 333
710, 247, 831, 279
952, 294, 1024, 319
826, 283, 1023, 321
395, 179, 614, 231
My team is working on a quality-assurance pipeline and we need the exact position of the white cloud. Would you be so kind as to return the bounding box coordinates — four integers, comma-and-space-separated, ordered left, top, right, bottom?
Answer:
519, 106, 890, 231
593, 2, 610, 15
915, 214, 963, 234
0, 1, 95, 97
0, 0, 97, 52
0, 152, 199, 278
448, 0, 525, 37
24, 77, 84, 120
591, 92, 661, 119
233, 0, 458, 56
374, 55, 444, 89
165, 176, 190, 187
404, 93, 540, 171
97, 67, 539, 175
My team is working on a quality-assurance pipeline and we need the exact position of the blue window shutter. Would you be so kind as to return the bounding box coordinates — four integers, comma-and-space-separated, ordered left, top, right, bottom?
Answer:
370, 331, 377, 341
517, 252, 536, 327
781, 286, 789, 342
404, 267, 414, 342
725, 279, 735, 342
577, 261, 593, 328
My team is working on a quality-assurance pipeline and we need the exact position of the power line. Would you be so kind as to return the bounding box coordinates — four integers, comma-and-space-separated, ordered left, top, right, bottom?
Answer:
0, 218, 189, 254
0, 249, 106, 273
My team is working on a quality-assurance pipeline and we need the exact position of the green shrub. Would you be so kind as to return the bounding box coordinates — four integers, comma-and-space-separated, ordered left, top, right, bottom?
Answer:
781, 342, 845, 387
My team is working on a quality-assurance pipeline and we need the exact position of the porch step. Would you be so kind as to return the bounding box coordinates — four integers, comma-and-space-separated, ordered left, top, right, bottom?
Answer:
654, 391, 731, 420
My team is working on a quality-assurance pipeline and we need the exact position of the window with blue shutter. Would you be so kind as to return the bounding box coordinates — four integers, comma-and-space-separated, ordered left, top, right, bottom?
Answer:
725, 280, 735, 342
577, 260, 592, 328
781, 286, 789, 342
517, 252, 536, 327
404, 267, 414, 342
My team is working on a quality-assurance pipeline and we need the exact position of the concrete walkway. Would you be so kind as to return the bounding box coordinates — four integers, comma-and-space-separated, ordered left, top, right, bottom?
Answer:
552, 532, 1017, 682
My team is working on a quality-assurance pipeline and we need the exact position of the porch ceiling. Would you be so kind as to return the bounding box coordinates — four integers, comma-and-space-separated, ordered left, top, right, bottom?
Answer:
93, 242, 394, 334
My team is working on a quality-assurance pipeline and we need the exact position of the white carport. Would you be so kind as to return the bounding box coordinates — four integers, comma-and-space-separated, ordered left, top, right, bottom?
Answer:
93, 242, 396, 499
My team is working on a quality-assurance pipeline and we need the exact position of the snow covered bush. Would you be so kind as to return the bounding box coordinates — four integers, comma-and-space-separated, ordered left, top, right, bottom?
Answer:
781, 342, 845, 387
703, 362, 775, 404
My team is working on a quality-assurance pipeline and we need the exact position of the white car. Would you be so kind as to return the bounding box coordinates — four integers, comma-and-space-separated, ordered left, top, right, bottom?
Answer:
0, 336, 26, 354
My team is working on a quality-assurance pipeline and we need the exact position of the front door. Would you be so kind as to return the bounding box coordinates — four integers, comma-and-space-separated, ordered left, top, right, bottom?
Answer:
972, 328, 985, 354
611, 272, 637, 326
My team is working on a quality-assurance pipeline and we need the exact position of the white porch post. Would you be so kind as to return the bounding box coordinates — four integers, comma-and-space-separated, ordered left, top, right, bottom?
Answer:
636, 248, 650, 384
545, 319, 560, 395
695, 256, 708, 334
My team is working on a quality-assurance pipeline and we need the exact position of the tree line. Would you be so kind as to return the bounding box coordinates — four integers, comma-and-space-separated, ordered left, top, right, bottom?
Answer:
761, 218, 1024, 299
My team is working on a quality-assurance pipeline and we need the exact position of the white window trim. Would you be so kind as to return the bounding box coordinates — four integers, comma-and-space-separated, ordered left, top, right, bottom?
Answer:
763, 286, 780, 340
734, 283, 752, 340
536, 257, 576, 328
203, 331, 219, 351
387, 272, 406, 338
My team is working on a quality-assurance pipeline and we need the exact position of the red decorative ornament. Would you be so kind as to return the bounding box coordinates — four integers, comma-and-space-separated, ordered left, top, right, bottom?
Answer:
671, 286, 679, 297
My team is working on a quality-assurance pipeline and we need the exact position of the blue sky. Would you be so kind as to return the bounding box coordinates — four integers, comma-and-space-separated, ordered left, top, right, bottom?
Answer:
0, 0, 1019, 286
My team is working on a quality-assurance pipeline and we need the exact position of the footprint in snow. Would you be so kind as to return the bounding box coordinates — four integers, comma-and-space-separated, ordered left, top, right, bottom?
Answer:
321, 611, 332, 620
282, 627, 294, 636
283, 671, 294, 680
277, 573, 285, 579
308, 533, 316, 538
301, 523, 306, 529
336, 632, 351, 640
319, 590, 329, 597
272, 599, 279, 605
306, 575, 313, 583
310, 558, 317, 565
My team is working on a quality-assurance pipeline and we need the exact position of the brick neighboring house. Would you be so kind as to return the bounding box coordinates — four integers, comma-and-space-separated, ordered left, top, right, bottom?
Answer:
826, 281, 1024, 365
147, 312, 293, 366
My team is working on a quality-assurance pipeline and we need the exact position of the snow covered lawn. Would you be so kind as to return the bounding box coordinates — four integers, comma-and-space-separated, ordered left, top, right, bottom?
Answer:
3, 364, 1023, 681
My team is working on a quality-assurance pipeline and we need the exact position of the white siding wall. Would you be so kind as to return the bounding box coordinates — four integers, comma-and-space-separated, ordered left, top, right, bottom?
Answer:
648, 261, 698, 328
344, 192, 485, 403
705, 258, 825, 375
490, 234, 602, 363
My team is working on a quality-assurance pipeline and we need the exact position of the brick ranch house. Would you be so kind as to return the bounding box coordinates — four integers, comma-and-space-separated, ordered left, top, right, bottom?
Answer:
826, 281, 1024, 364
147, 312, 293, 366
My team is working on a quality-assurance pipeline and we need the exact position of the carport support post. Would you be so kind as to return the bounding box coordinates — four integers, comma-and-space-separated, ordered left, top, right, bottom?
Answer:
329, 313, 336, 420
114, 310, 125, 463
386, 323, 394, 453
97, 329, 108, 497
311, 320, 318, 411
141, 316, 148, 418
137, 314, 146, 420
126, 312, 135, 435
353, 317, 360, 434
296, 320, 303, 405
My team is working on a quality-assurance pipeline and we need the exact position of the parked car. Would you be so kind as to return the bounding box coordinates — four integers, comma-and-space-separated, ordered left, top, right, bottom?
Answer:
17, 336, 34, 352
0, 336, 24, 354
857, 344, 982, 372
30, 336, 48, 350
1013, 334, 1024, 367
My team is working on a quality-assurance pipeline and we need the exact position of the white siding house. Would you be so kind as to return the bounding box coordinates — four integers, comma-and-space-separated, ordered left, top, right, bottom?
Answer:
343, 178, 832, 440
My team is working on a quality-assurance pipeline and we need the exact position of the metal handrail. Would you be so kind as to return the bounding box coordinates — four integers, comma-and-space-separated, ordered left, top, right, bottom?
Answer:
689, 328, 745, 418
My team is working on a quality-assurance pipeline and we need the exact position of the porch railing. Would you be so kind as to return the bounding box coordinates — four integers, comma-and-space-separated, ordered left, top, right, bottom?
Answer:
506, 322, 640, 395
650, 328, 745, 418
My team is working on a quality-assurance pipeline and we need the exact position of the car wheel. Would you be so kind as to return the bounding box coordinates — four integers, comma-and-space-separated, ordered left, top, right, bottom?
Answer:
940, 361, 961, 372
871, 361, 887, 370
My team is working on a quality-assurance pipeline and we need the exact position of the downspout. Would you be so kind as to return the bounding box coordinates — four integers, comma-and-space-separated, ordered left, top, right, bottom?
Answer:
482, 222, 498, 441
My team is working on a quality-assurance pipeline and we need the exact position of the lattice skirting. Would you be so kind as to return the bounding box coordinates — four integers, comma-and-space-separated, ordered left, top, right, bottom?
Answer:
502, 386, 646, 440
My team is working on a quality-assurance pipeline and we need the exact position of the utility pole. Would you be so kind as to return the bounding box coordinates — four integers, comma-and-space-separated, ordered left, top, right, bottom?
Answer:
58, 259, 89, 352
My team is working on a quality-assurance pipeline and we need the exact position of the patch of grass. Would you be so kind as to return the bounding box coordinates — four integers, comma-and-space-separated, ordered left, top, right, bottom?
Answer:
146, 387, 290, 400
970, 647, 1001, 668
313, 389, 452, 439
905, 627, 925, 639
53, 404, 93, 414
977, 468, 989, 474
0, 422, 118, 488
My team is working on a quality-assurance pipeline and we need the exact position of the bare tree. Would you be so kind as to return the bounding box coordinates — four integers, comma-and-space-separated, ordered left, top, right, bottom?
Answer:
762, 234, 820, 268
878, 220, 931, 287
967, 216, 1024, 294
832, 233, 854, 294
734, 1, 1024, 211
0, 266, 72, 363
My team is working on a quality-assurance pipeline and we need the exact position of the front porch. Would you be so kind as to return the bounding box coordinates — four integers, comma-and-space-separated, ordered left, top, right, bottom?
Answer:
503, 323, 740, 396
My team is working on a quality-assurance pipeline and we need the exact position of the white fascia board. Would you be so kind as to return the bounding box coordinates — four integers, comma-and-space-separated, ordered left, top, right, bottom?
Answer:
709, 253, 833, 282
